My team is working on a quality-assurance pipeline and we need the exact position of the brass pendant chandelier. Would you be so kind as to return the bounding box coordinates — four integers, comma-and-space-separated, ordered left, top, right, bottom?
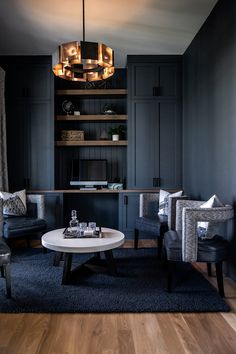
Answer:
53, 0, 114, 82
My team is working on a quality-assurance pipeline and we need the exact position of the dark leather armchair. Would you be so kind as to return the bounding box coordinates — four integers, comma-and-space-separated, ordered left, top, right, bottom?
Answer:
2, 194, 47, 247
0, 199, 11, 297
164, 199, 234, 297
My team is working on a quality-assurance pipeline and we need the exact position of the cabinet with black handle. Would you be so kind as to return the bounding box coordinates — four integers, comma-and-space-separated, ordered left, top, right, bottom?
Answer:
118, 192, 140, 238
0, 56, 54, 191
127, 55, 182, 189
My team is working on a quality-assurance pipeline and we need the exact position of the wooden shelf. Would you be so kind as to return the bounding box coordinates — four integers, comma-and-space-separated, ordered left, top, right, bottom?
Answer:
56, 140, 128, 146
56, 89, 127, 95
56, 114, 128, 121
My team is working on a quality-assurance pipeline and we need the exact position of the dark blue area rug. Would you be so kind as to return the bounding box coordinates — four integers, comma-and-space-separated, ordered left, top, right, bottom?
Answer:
0, 248, 230, 313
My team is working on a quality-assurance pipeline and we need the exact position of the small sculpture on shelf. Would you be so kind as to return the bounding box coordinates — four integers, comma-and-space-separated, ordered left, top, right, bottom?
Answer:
62, 100, 74, 115
102, 104, 116, 115
99, 129, 109, 140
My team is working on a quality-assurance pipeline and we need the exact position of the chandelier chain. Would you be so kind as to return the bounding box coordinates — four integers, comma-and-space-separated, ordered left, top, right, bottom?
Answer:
82, 0, 85, 42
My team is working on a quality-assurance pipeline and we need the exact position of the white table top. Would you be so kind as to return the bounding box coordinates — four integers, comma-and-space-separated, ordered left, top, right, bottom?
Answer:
42, 227, 125, 253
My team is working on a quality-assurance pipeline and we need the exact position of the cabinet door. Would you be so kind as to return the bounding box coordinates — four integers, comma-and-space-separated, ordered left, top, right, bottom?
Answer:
119, 193, 140, 238
6, 102, 29, 190
44, 194, 63, 231
26, 64, 51, 100
159, 101, 182, 188
5, 59, 54, 191
127, 101, 159, 189
28, 101, 54, 190
129, 62, 180, 100
129, 63, 157, 99
159, 64, 181, 99
6, 63, 51, 101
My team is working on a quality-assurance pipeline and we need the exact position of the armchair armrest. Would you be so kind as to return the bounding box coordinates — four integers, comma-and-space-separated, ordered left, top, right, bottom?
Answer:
26, 194, 45, 219
176, 200, 204, 231
139, 193, 159, 218
0, 198, 3, 237
168, 196, 189, 230
182, 204, 234, 262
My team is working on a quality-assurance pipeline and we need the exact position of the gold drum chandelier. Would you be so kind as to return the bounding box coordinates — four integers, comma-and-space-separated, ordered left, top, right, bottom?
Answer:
53, 0, 114, 82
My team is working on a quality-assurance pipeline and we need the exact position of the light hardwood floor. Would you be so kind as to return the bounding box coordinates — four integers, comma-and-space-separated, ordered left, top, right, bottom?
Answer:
0, 240, 235, 354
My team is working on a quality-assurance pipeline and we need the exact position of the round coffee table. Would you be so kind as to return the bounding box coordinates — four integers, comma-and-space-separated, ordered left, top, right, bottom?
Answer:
42, 227, 125, 284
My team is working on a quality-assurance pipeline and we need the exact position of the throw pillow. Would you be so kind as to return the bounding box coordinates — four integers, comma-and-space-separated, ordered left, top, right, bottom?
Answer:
3, 195, 27, 216
0, 189, 27, 211
158, 189, 183, 216
197, 194, 224, 239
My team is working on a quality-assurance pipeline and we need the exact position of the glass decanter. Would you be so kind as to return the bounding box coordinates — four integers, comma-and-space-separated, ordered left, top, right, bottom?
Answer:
69, 210, 79, 234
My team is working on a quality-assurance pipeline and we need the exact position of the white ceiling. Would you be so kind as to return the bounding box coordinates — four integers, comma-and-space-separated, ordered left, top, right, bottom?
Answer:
0, 0, 218, 67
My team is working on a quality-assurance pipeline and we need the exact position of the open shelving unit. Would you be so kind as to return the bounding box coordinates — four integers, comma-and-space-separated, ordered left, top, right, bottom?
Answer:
54, 69, 128, 189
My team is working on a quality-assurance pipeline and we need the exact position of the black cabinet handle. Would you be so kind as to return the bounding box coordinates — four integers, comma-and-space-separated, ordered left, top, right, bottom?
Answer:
153, 178, 161, 187
124, 195, 128, 205
153, 87, 160, 96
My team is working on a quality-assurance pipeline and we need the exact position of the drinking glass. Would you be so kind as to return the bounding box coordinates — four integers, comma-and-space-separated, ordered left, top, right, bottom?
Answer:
88, 222, 96, 232
79, 222, 87, 236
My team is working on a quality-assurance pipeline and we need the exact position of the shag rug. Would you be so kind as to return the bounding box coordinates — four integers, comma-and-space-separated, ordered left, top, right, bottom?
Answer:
0, 248, 230, 313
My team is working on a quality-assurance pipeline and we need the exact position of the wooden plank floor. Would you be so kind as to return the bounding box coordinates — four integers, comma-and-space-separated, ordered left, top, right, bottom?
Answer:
0, 240, 236, 354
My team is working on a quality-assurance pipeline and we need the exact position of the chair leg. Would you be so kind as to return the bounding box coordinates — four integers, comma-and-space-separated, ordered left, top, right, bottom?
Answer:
215, 262, 225, 297
3, 263, 11, 298
157, 236, 163, 260
134, 229, 139, 249
159, 224, 168, 259
207, 263, 212, 276
167, 261, 173, 293
1, 266, 4, 278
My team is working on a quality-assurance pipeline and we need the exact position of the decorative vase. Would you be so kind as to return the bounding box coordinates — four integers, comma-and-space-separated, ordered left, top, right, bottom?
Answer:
112, 134, 119, 141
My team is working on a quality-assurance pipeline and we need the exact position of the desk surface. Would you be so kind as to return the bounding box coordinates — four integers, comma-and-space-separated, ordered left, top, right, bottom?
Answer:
29, 189, 178, 194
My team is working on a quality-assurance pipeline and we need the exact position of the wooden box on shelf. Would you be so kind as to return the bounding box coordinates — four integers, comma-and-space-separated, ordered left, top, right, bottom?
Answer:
61, 130, 84, 141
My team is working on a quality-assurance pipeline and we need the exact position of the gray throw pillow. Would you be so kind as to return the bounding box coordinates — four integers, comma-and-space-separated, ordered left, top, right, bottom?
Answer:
3, 195, 26, 216
197, 194, 224, 239
158, 189, 183, 216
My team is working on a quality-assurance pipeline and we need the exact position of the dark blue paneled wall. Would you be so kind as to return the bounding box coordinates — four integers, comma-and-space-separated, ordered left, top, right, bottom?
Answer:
183, 0, 236, 279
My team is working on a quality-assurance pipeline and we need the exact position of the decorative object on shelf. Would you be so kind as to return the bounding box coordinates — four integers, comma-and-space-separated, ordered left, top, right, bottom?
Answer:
108, 183, 123, 190
74, 111, 80, 116
99, 129, 109, 140
52, 0, 114, 82
61, 130, 84, 141
108, 125, 126, 141
62, 100, 75, 115
102, 104, 116, 115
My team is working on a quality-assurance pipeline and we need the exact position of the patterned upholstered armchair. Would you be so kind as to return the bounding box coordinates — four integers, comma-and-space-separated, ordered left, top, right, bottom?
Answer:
164, 199, 234, 297
2, 194, 47, 247
134, 193, 188, 258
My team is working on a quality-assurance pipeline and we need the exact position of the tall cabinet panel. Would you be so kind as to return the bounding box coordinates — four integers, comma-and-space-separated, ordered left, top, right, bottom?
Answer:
128, 101, 159, 189
0, 56, 54, 191
127, 55, 182, 189
29, 102, 53, 190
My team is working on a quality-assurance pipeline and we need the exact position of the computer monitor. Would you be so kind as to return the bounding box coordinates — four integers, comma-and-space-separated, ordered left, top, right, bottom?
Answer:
70, 159, 108, 187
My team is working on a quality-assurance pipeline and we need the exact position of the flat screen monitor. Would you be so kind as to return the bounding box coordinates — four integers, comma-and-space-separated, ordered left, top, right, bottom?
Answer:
70, 159, 108, 186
